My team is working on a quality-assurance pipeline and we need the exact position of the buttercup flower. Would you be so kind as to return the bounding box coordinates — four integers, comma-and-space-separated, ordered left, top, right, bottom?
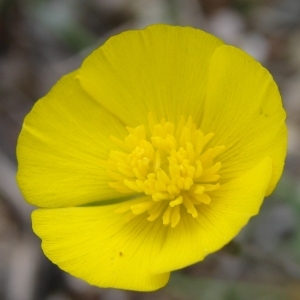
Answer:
17, 25, 287, 291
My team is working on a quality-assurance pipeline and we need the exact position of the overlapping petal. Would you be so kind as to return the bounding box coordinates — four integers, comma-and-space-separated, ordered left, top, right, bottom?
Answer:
33, 158, 271, 288
79, 25, 224, 126
152, 157, 272, 273
17, 71, 130, 208
32, 198, 169, 291
200, 45, 286, 195
16, 24, 287, 292
78, 25, 286, 192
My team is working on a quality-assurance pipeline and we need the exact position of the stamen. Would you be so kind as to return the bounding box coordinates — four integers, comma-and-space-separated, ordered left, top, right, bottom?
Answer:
148, 203, 166, 221
183, 196, 198, 218
171, 205, 181, 228
169, 196, 183, 207
131, 201, 153, 214
162, 206, 172, 225
153, 150, 161, 172
124, 179, 143, 192
107, 115, 224, 228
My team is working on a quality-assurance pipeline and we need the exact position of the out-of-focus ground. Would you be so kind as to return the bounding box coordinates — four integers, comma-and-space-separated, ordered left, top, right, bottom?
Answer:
1, 0, 300, 299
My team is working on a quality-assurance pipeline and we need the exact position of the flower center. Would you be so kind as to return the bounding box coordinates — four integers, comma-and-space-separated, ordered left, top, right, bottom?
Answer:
106, 115, 224, 228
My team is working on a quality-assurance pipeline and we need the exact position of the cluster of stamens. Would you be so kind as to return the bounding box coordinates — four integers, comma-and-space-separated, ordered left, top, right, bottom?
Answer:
106, 115, 224, 228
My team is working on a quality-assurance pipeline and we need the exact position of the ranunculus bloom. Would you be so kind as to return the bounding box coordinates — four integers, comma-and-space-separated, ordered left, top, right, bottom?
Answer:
17, 25, 287, 291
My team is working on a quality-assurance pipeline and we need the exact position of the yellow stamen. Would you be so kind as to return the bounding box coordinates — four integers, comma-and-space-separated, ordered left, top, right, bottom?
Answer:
107, 115, 224, 228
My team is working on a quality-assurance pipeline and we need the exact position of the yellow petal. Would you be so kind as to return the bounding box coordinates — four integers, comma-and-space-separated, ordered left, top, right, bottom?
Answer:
17, 71, 129, 208
32, 199, 169, 291
152, 157, 272, 273
201, 45, 287, 195
79, 24, 224, 126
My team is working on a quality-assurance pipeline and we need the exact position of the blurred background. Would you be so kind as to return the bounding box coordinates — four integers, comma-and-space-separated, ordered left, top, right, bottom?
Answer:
1, 0, 300, 299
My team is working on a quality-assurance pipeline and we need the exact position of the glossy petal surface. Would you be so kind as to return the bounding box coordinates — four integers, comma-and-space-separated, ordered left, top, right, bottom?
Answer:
17, 71, 129, 207
32, 198, 169, 291
17, 24, 287, 291
79, 25, 224, 126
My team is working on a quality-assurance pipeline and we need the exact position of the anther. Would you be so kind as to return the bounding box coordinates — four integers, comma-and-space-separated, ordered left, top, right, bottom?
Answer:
108, 115, 223, 228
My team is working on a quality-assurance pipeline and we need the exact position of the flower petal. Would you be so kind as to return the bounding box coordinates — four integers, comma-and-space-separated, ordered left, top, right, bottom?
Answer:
17, 71, 129, 208
32, 200, 169, 291
152, 157, 272, 273
79, 24, 224, 126
201, 45, 287, 195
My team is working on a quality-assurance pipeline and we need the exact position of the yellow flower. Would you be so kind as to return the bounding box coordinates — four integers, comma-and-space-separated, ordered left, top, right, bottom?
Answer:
16, 25, 287, 291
